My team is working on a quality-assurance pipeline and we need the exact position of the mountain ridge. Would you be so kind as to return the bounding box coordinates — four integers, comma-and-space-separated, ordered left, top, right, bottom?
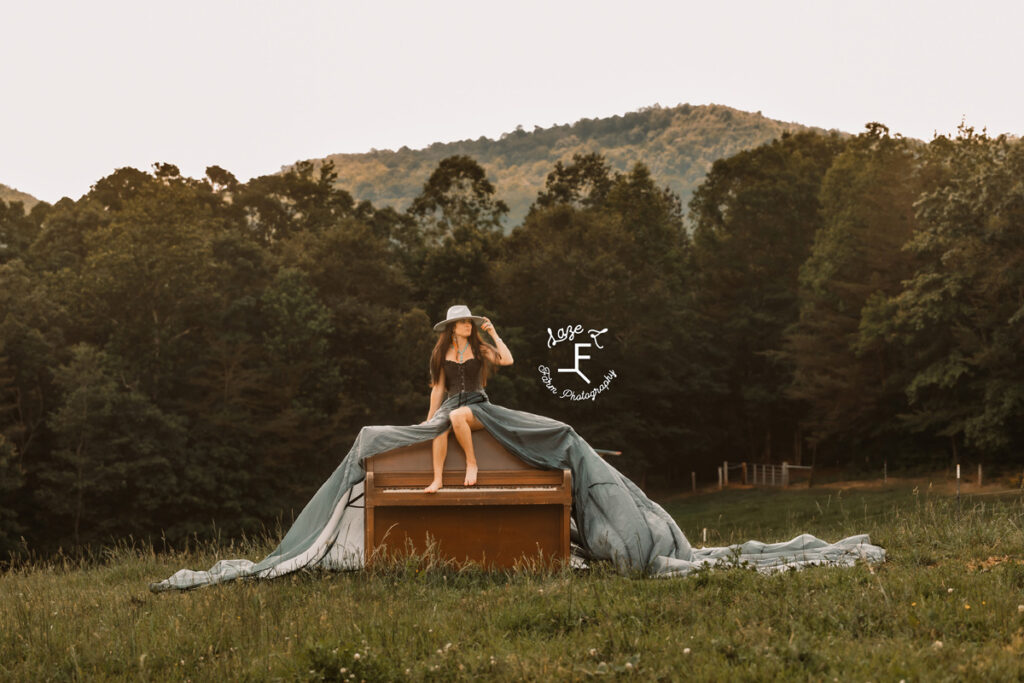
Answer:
3, 103, 850, 222
291, 102, 848, 226
0, 183, 40, 210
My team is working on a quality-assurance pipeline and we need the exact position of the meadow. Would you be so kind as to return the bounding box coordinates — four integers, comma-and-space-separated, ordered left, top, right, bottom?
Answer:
3, 478, 1024, 681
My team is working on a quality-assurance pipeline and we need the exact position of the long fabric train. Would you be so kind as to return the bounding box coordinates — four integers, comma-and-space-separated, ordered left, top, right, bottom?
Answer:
149, 390, 884, 591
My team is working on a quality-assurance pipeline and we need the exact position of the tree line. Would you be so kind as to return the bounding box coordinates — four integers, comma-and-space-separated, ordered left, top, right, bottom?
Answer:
1, 121, 1021, 556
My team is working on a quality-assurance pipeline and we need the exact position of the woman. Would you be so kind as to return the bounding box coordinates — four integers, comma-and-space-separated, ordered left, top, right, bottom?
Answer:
150, 305, 884, 591
422, 306, 513, 492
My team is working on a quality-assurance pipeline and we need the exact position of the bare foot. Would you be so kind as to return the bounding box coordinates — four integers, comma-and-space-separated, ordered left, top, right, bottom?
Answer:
463, 465, 478, 487
423, 479, 442, 493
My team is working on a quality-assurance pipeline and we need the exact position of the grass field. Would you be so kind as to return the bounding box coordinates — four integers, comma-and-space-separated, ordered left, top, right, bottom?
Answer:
3, 478, 1024, 681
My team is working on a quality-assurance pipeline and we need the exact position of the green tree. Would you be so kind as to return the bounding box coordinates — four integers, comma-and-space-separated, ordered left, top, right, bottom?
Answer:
0, 259, 66, 469
0, 433, 22, 555
38, 166, 268, 543
0, 260, 64, 550
39, 344, 186, 548
235, 160, 355, 244
781, 124, 928, 463
407, 155, 509, 317
687, 130, 846, 464
0, 199, 46, 264
27, 197, 108, 273
240, 268, 346, 507
260, 267, 339, 408
88, 167, 155, 211
62, 165, 229, 397
531, 152, 615, 212
408, 155, 509, 239
861, 127, 1024, 459
275, 218, 419, 417
0, 344, 25, 553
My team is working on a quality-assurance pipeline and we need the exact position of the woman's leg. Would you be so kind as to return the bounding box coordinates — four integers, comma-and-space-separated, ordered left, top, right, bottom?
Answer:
449, 406, 486, 486
423, 428, 450, 493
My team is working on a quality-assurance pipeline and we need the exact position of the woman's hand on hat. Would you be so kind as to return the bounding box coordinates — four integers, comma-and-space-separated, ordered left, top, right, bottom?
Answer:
481, 317, 496, 336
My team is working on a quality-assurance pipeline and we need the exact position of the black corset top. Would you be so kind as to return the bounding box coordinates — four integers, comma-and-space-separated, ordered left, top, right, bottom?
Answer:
444, 357, 482, 394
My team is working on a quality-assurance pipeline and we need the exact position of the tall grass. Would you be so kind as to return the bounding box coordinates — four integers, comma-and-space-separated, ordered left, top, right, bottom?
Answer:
3, 481, 1024, 681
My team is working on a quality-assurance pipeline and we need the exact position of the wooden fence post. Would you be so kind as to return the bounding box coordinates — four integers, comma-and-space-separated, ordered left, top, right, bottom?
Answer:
742, 462, 748, 485
782, 461, 789, 487
978, 463, 982, 487
691, 471, 696, 493
717, 466, 723, 490
723, 460, 729, 486
956, 463, 961, 512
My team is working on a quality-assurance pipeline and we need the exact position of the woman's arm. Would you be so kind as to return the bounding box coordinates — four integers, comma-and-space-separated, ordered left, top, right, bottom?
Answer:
484, 342, 513, 366
481, 318, 514, 366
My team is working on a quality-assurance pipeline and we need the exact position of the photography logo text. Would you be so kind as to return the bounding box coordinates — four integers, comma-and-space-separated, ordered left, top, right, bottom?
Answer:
537, 324, 617, 401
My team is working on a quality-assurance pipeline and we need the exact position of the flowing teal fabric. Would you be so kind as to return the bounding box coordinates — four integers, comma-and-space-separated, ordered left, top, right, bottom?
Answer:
149, 390, 884, 591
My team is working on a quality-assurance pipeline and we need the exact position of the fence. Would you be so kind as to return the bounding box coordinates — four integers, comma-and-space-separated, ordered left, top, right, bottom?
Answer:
750, 462, 812, 487
710, 460, 814, 489
703, 459, 997, 493
716, 460, 747, 487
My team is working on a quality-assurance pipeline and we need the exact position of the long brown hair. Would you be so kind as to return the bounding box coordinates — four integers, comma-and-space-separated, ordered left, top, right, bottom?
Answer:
429, 321, 498, 389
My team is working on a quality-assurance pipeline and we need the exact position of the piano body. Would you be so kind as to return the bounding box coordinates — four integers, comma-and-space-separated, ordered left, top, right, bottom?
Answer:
364, 429, 571, 568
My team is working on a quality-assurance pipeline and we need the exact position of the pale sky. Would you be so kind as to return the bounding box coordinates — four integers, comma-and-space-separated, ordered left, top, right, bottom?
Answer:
2, 0, 1020, 204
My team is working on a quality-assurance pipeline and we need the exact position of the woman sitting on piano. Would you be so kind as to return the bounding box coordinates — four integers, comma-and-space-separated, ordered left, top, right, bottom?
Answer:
422, 305, 514, 493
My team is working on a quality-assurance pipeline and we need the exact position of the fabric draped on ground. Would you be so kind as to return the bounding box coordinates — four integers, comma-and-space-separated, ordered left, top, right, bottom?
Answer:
149, 390, 885, 592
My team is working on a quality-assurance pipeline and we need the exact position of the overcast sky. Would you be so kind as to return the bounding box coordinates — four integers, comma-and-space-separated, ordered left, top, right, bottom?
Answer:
2, 0, 1020, 204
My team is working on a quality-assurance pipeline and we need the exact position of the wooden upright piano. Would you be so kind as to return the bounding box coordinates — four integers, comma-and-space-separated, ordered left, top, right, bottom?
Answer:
364, 430, 572, 568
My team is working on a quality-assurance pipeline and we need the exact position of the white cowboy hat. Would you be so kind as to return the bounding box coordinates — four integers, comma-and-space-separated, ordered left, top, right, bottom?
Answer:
433, 304, 486, 332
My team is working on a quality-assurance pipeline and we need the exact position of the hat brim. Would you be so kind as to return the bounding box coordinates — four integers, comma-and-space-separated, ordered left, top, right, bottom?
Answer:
432, 316, 486, 332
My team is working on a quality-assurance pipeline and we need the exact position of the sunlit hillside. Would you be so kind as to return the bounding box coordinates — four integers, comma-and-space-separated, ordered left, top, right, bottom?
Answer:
0, 183, 39, 210
294, 103, 843, 227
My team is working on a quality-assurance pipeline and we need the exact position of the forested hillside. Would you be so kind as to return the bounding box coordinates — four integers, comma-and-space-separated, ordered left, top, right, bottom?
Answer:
3, 121, 1022, 559
0, 184, 39, 211
297, 103, 835, 226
